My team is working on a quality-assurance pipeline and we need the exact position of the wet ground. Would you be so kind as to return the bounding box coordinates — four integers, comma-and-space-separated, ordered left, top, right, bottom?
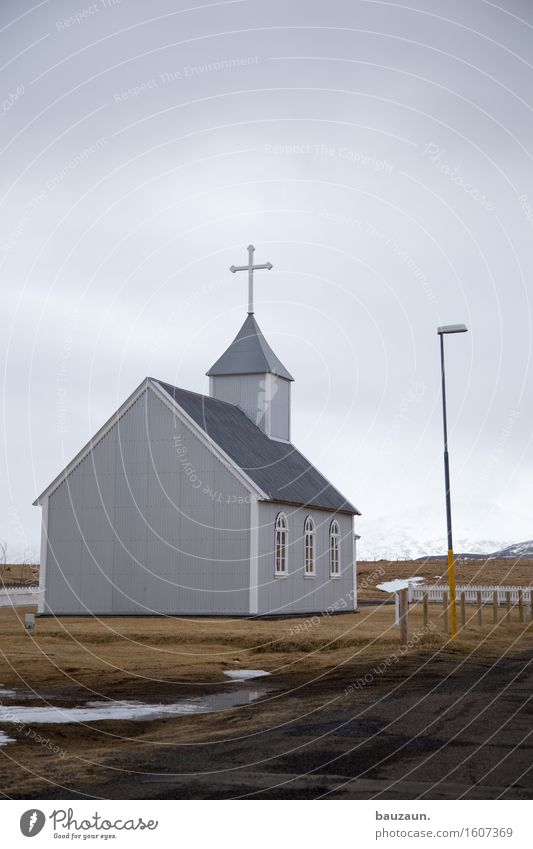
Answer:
0, 686, 266, 725
2, 646, 532, 800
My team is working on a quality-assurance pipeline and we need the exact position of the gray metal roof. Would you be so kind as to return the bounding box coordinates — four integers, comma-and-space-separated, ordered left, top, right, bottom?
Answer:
206, 314, 294, 381
155, 380, 359, 515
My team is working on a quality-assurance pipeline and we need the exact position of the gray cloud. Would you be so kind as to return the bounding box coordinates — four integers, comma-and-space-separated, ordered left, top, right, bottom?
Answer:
1, 0, 532, 559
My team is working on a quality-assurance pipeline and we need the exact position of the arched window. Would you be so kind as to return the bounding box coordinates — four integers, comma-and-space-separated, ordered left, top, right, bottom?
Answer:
275, 512, 288, 575
304, 516, 316, 575
329, 520, 341, 576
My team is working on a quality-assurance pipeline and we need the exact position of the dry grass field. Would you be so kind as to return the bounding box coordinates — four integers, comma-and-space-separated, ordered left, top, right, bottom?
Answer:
0, 554, 531, 692
0, 603, 438, 692
358, 558, 533, 601
0, 597, 532, 693
0, 563, 39, 587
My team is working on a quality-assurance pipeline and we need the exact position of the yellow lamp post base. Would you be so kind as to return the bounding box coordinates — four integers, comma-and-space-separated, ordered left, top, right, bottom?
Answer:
447, 549, 458, 639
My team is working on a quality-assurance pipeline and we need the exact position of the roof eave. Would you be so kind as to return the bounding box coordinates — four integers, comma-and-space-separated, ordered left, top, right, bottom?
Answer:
206, 367, 294, 381
260, 497, 361, 516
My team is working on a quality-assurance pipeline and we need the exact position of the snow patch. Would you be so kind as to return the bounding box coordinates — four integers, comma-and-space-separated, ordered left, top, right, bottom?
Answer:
0, 730, 15, 746
223, 669, 271, 682
0, 691, 264, 725
376, 577, 424, 593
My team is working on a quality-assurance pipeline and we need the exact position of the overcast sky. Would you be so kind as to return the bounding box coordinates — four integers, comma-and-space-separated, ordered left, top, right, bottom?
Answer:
2, 0, 532, 560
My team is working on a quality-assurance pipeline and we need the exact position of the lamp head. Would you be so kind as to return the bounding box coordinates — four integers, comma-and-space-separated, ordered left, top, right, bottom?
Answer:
437, 324, 468, 335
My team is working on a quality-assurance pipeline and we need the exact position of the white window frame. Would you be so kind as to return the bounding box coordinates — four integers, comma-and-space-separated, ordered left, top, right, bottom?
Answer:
329, 519, 341, 577
304, 516, 316, 577
274, 512, 288, 576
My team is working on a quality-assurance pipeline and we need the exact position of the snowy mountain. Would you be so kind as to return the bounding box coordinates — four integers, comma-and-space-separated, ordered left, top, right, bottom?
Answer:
491, 540, 533, 559
357, 499, 529, 561
358, 531, 508, 561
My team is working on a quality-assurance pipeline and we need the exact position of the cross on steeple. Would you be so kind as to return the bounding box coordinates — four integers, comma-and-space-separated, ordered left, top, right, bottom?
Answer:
230, 244, 273, 314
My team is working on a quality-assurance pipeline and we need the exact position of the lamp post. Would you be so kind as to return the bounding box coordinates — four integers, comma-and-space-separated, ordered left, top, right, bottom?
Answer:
437, 323, 468, 640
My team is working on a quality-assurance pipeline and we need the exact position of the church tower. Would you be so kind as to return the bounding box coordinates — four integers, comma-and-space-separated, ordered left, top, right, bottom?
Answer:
207, 245, 293, 442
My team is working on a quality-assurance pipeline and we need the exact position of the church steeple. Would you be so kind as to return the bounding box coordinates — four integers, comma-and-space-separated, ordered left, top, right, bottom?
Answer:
207, 247, 293, 441
207, 313, 293, 382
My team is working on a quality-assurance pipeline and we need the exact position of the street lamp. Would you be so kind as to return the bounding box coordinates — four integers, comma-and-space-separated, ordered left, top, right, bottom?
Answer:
437, 323, 468, 640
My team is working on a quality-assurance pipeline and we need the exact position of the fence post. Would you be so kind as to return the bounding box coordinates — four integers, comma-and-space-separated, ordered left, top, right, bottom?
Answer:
505, 591, 512, 623
530, 589, 533, 622
460, 592, 466, 628
443, 591, 449, 634
518, 589, 524, 623
423, 593, 429, 628
399, 588, 409, 646
493, 590, 498, 624
477, 591, 483, 626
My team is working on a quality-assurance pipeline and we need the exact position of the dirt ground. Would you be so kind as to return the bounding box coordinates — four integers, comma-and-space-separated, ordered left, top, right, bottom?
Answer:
1, 593, 532, 800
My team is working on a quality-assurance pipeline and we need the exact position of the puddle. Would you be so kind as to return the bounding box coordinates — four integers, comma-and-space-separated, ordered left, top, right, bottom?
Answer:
0, 688, 266, 725
0, 730, 15, 746
0, 687, 37, 701
223, 669, 271, 682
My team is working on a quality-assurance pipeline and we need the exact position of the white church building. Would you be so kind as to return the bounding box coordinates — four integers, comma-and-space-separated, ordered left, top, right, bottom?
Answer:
34, 247, 360, 617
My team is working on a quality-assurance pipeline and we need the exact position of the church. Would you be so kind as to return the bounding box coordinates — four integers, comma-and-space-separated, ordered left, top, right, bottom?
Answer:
34, 246, 360, 616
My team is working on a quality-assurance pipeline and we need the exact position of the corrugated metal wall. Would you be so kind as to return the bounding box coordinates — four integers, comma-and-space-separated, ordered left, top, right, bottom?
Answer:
45, 388, 251, 614
269, 377, 290, 441
257, 502, 355, 615
210, 373, 291, 440
210, 374, 265, 426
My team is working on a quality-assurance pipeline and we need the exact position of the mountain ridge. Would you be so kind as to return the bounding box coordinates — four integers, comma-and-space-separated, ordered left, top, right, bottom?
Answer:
366, 539, 533, 562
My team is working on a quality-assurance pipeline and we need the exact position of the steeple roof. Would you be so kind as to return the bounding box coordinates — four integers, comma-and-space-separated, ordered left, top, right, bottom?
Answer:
206, 313, 294, 381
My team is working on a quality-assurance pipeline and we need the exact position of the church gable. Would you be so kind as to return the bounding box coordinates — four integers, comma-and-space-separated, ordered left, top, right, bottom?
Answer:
34, 379, 261, 507
43, 385, 253, 615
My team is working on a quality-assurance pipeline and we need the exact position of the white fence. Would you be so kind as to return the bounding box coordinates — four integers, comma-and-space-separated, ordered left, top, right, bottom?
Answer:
411, 584, 533, 605
0, 586, 42, 608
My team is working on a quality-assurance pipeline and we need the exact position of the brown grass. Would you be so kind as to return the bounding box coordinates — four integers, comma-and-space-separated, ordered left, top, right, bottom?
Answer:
358, 558, 533, 601
0, 563, 39, 587
1, 597, 532, 693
